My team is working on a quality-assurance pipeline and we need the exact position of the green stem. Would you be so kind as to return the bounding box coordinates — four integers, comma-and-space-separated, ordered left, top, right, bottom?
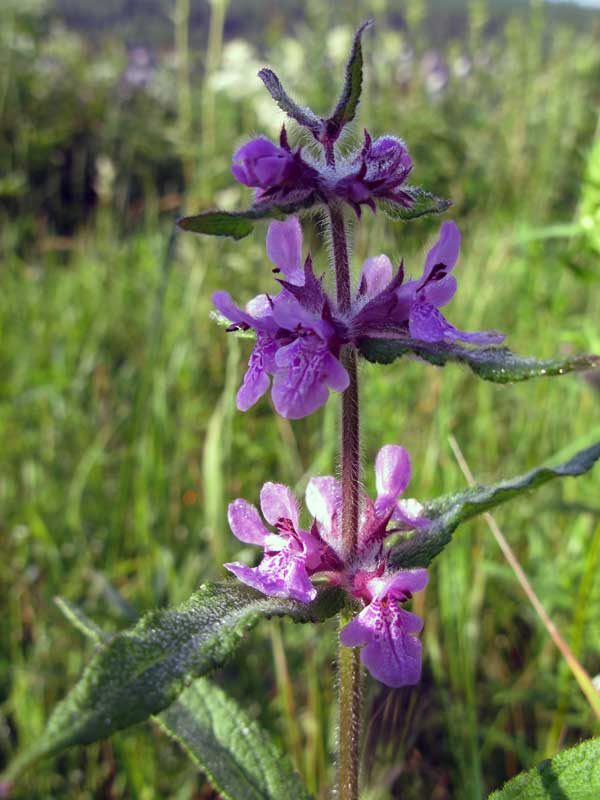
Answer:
328, 203, 363, 798
338, 608, 363, 800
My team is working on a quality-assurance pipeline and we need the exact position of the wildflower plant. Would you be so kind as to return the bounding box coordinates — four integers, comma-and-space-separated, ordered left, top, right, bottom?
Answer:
4, 19, 600, 800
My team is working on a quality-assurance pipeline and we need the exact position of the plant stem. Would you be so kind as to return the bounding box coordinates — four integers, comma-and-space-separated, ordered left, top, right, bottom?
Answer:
338, 608, 363, 800
328, 203, 363, 798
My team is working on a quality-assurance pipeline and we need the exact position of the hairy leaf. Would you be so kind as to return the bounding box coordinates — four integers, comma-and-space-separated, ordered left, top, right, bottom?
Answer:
326, 19, 373, 140
258, 68, 322, 136
179, 190, 320, 240
390, 442, 600, 568
4, 582, 343, 782
359, 338, 600, 383
157, 679, 313, 800
377, 187, 452, 221
488, 737, 600, 799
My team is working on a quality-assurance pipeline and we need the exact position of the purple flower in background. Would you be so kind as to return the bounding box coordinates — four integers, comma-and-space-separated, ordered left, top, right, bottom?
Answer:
225, 444, 429, 687
213, 217, 349, 419
335, 131, 413, 216
122, 47, 154, 90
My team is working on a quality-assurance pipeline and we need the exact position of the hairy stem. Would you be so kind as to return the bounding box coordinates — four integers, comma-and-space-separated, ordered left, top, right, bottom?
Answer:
329, 203, 352, 315
329, 203, 363, 798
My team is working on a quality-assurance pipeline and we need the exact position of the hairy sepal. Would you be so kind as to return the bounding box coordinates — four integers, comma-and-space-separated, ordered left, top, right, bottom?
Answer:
488, 737, 600, 799
4, 582, 343, 782
157, 679, 313, 800
389, 442, 600, 569
359, 338, 600, 383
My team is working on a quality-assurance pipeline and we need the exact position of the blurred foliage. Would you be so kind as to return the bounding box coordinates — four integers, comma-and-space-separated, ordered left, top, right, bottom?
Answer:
1, 0, 600, 798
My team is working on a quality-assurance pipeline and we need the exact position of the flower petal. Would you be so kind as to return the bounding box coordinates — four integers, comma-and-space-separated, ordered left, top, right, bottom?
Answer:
409, 301, 505, 344
212, 290, 256, 328
359, 255, 393, 299
260, 482, 299, 529
227, 499, 270, 545
236, 337, 277, 412
374, 445, 412, 515
267, 217, 304, 285
371, 568, 429, 601
272, 338, 344, 419
231, 138, 290, 188
225, 547, 316, 603
339, 600, 424, 687
322, 352, 350, 392
421, 273, 457, 308
392, 498, 429, 529
423, 221, 461, 279
305, 476, 341, 544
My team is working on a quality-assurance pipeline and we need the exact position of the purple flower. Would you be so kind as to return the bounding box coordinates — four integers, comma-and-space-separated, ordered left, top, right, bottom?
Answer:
232, 138, 297, 190
224, 482, 319, 602
213, 217, 349, 419
334, 131, 413, 216
215, 217, 503, 420
231, 128, 320, 197
352, 221, 505, 345
229, 127, 415, 217
339, 569, 429, 687
224, 444, 430, 687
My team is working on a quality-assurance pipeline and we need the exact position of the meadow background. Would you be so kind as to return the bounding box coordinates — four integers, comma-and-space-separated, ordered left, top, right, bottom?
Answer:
1, 0, 600, 797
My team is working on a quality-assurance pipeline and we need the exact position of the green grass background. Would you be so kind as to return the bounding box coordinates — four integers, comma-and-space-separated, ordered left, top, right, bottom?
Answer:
1, 0, 600, 797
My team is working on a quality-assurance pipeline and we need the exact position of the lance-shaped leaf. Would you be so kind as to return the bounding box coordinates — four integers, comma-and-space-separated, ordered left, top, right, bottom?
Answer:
359, 337, 600, 383
178, 189, 320, 240
488, 737, 600, 800
3, 582, 344, 783
389, 442, 600, 569
377, 187, 452, 221
157, 679, 313, 800
258, 68, 322, 137
52, 600, 312, 800
325, 19, 373, 142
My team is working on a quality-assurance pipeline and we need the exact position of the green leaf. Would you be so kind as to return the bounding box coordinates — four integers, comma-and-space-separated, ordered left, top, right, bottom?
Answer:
359, 338, 600, 383
488, 737, 600, 799
4, 582, 343, 782
178, 211, 255, 240
377, 186, 452, 221
258, 68, 322, 136
179, 190, 320, 240
327, 19, 373, 138
157, 679, 313, 800
390, 442, 600, 569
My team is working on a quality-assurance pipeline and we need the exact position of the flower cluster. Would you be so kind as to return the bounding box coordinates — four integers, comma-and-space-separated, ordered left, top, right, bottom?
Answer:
225, 445, 429, 687
215, 216, 504, 419
231, 127, 414, 218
